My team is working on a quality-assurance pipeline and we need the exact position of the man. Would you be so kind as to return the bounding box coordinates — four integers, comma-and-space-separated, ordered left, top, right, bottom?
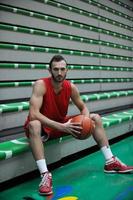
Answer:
24, 55, 133, 196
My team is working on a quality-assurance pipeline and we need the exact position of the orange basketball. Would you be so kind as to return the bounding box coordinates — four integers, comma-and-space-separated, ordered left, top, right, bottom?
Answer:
71, 115, 95, 140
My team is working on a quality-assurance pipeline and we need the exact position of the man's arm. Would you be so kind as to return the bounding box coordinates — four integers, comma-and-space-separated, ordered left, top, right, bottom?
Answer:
70, 83, 90, 117
29, 80, 45, 121
29, 80, 65, 131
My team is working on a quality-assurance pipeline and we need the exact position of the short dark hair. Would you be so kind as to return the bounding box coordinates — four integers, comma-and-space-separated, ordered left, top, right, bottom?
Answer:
49, 55, 67, 69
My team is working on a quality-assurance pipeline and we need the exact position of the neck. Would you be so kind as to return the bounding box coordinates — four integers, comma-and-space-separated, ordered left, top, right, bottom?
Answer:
51, 78, 64, 94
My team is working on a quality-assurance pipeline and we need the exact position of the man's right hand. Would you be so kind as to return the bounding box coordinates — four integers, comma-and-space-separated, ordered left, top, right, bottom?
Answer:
62, 119, 83, 137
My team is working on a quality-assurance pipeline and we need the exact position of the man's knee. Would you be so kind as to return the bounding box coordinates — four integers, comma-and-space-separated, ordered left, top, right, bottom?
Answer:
28, 120, 42, 136
90, 113, 102, 126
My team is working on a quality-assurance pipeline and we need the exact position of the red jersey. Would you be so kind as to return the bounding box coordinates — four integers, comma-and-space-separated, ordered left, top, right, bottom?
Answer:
40, 77, 71, 134
24, 77, 72, 138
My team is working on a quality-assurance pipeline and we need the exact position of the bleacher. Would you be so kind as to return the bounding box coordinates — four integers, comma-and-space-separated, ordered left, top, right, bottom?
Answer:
0, 0, 133, 183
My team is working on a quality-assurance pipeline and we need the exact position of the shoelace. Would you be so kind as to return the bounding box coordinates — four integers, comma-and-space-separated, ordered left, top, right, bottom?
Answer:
106, 157, 127, 166
115, 157, 127, 166
39, 173, 51, 187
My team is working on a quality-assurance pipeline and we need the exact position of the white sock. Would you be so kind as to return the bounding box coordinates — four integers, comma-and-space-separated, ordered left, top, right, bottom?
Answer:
101, 146, 114, 162
36, 159, 48, 174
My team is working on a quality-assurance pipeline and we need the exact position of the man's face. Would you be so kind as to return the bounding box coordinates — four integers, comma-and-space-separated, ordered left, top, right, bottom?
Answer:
49, 60, 68, 82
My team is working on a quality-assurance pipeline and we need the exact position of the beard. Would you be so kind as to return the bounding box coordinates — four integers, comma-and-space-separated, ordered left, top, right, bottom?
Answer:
51, 73, 66, 83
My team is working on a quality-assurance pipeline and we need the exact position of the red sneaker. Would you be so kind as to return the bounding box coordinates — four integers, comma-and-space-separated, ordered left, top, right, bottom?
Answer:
104, 157, 133, 174
39, 172, 53, 195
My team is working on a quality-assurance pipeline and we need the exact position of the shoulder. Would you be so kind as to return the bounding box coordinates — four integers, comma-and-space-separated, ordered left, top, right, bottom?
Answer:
33, 79, 46, 95
70, 82, 80, 96
34, 79, 45, 88
70, 82, 78, 91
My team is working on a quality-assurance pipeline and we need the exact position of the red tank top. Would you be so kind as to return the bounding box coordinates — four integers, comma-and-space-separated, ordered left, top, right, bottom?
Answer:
41, 77, 71, 132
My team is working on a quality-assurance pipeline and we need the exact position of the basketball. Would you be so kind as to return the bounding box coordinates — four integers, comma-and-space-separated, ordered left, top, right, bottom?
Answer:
71, 115, 95, 140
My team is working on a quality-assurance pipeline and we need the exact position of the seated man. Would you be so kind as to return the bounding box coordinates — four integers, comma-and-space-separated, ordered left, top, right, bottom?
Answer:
24, 55, 133, 196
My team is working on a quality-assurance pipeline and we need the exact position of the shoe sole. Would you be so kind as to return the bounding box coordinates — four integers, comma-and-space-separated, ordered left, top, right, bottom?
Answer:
39, 191, 53, 196
104, 169, 133, 174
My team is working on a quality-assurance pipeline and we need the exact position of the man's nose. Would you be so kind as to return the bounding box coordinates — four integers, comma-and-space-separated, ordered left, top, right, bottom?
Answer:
58, 69, 62, 74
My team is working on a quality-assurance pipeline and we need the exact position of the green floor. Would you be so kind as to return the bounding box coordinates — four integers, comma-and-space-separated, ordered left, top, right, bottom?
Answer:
1, 136, 133, 200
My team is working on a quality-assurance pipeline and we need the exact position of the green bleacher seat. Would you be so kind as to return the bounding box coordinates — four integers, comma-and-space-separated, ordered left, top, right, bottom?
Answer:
0, 109, 133, 161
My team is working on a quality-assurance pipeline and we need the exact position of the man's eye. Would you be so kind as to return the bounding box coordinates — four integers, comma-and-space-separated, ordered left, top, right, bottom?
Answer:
53, 68, 66, 71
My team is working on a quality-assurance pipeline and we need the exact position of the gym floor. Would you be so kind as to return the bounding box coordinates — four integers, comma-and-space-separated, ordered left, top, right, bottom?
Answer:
1, 135, 133, 200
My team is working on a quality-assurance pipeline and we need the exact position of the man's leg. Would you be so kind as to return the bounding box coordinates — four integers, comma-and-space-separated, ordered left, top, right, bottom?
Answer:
28, 120, 53, 195
90, 113, 133, 173
90, 113, 109, 147
28, 120, 45, 160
